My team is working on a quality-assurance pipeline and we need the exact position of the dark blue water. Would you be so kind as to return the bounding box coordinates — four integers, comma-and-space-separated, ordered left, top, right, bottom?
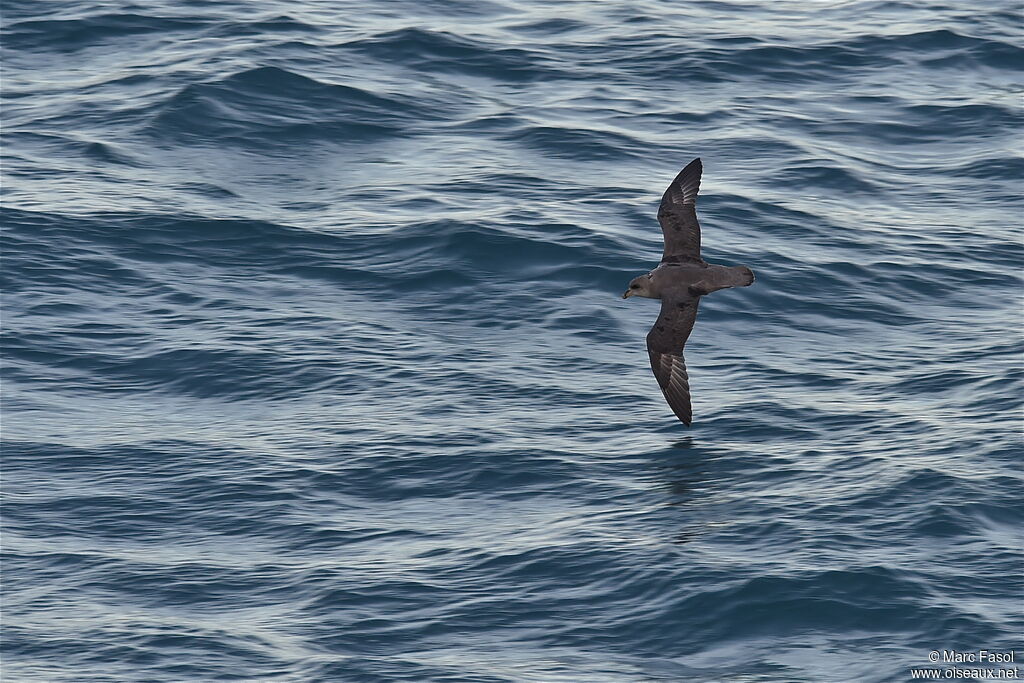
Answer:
3, 1, 1022, 681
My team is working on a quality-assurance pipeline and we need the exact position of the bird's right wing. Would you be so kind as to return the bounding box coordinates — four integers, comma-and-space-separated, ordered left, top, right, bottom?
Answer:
657, 157, 703, 264
646, 294, 701, 426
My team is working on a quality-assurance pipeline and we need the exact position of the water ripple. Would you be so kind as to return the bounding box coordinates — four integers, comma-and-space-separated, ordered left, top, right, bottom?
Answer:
3, 1, 1022, 681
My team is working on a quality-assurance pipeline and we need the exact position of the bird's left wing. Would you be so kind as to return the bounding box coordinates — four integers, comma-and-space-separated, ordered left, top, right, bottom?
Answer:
646, 294, 702, 425
657, 157, 703, 264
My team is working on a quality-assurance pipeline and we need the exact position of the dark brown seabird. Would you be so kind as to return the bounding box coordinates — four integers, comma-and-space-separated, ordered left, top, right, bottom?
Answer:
622, 158, 754, 426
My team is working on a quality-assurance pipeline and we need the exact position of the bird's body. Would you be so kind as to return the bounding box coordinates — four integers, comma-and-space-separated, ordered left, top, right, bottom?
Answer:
640, 261, 754, 299
622, 158, 754, 426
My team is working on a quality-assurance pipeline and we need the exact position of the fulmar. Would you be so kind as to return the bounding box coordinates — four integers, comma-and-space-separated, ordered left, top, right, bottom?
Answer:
622, 158, 754, 426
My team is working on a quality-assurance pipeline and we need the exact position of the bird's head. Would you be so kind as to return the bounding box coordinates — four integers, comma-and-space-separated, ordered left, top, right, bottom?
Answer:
622, 274, 653, 299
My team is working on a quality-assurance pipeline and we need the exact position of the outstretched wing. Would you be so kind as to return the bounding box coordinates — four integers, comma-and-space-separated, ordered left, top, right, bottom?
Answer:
646, 294, 701, 426
657, 157, 702, 264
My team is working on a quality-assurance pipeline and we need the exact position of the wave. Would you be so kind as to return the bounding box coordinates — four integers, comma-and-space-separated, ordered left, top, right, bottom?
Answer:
146, 66, 437, 144
3, 131, 145, 168
2, 207, 626, 286
2, 13, 209, 51
340, 27, 568, 81
576, 27, 1022, 81
500, 125, 646, 161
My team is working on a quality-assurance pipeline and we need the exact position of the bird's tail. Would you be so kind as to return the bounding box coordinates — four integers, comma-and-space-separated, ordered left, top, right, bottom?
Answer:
735, 266, 755, 287
708, 265, 755, 290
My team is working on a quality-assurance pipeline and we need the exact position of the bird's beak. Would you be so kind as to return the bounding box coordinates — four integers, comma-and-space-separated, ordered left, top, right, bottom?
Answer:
622, 290, 632, 299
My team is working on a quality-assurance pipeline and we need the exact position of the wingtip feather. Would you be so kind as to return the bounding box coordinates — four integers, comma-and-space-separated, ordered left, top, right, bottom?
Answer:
671, 158, 702, 205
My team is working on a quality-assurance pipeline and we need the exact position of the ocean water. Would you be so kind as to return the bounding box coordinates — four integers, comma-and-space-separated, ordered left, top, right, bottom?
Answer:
2, 0, 1022, 681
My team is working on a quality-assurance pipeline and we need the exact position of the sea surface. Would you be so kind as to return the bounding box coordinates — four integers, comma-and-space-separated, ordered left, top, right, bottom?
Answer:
2, 1, 1022, 681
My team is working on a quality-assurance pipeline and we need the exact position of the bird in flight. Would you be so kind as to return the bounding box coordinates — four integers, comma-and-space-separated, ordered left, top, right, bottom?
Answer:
622, 158, 754, 426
